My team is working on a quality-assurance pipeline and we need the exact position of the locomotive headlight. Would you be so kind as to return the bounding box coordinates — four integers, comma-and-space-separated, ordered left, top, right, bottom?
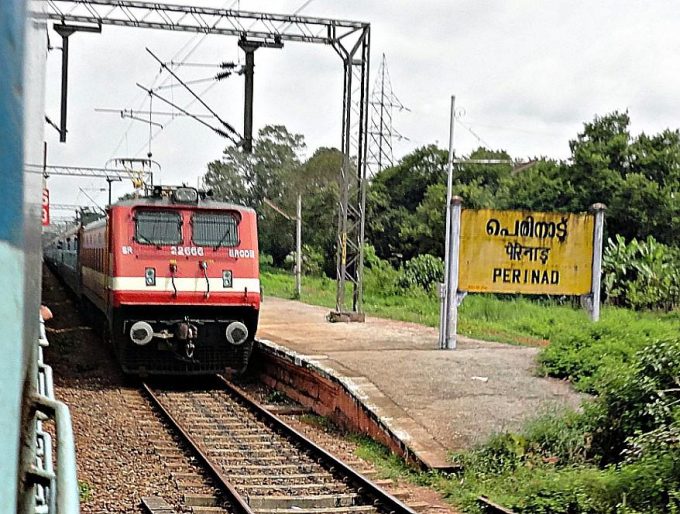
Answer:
222, 270, 233, 288
172, 187, 198, 204
145, 267, 156, 286
130, 321, 154, 346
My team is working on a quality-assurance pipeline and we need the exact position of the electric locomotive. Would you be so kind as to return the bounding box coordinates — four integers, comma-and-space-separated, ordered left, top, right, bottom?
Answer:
47, 185, 260, 375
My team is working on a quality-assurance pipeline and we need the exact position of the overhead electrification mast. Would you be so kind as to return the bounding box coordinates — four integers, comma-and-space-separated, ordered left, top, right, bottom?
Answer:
42, 0, 371, 318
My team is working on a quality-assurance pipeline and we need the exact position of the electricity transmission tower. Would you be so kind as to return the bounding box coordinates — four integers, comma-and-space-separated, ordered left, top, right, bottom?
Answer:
42, 0, 371, 317
367, 54, 407, 177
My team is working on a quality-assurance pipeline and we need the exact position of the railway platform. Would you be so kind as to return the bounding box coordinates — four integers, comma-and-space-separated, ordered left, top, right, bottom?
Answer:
254, 297, 582, 470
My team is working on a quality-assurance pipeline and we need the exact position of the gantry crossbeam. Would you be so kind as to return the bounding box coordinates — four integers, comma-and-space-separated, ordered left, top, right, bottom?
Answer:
27, 164, 151, 181
42, 0, 366, 44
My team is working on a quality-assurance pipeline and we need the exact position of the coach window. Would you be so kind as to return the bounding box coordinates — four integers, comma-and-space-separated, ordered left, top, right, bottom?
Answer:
191, 212, 240, 248
135, 210, 182, 245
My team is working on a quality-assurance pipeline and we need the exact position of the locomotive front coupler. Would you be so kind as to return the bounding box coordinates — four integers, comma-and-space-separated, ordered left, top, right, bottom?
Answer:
176, 319, 198, 359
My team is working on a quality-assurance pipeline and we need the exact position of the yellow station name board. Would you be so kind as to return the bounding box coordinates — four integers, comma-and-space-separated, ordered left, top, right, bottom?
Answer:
458, 209, 594, 295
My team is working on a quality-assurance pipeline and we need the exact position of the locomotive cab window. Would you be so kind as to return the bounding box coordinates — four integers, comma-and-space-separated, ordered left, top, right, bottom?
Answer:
192, 212, 240, 248
135, 210, 182, 245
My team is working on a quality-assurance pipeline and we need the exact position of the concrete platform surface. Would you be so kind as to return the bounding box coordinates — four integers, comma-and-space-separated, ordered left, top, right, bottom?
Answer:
257, 296, 582, 466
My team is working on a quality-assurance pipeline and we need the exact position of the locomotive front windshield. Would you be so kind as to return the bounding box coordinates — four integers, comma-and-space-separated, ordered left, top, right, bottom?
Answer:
192, 212, 239, 248
135, 210, 182, 245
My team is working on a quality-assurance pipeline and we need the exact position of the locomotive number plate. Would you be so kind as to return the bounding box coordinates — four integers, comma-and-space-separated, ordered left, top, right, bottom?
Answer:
171, 246, 205, 256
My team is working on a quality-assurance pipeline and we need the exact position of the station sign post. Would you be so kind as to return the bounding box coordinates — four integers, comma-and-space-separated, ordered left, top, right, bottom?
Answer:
441, 202, 605, 349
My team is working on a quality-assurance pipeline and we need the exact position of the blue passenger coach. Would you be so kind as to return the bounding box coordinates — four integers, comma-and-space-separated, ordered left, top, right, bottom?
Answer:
0, 0, 79, 512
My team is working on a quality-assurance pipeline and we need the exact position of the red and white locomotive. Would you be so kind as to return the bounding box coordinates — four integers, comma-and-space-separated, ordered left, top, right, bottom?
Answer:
45, 186, 260, 375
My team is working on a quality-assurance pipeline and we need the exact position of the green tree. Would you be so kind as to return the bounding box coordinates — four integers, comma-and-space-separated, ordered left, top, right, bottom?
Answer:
204, 125, 306, 263
368, 146, 514, 261
567, 112, 680, 245
367, 145, 447, 262
298, 147, 343, 276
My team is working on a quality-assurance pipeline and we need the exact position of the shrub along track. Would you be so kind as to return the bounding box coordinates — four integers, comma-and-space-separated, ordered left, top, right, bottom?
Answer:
144, 376, 418, 514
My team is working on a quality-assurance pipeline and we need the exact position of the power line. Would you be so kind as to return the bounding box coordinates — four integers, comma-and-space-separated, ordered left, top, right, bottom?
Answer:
136, 82, 240, 144
106, 0, 242, 160
145, 47, 240, 138
106, 0, 317, 161
131, 80, 222, 158
95, 108, 214, 119
455, 118, 493, 149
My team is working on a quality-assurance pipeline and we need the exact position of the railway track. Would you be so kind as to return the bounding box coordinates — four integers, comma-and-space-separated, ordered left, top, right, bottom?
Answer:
142, 376, 418, 514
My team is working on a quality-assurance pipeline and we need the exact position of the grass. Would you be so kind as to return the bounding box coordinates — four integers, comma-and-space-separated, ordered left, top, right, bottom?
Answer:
350, 417, 680, 514
261, 268, 678, 351
78, 480, 93, 503
262, 268, 680, 512
299, 413, 340, 433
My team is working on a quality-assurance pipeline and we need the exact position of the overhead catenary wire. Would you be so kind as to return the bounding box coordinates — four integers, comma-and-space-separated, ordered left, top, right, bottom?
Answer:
136, 83, 241, 145
455, 117, 493, 149
153, 76, 224, 91
145, 48, 240, 137
109, 0, 318, 162
165, 60, 238, 69
106, 0, 241, 160
95, 108, 214, 119
131, 80, 222, 158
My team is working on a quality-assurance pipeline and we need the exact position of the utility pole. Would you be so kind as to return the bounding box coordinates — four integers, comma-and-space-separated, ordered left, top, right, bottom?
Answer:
238, 37, 283, 152
438, 95, 538, 349
106, 177, 115, 207
439, 95, 456, 349
52, 23, 101, 142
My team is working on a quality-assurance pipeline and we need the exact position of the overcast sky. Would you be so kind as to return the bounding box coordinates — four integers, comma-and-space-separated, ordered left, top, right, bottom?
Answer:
42, 0, 680, 215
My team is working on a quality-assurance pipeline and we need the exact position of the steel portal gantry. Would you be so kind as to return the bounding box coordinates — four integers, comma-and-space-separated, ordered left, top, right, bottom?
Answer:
27, 163, 152, 182
40, 0, 371, 316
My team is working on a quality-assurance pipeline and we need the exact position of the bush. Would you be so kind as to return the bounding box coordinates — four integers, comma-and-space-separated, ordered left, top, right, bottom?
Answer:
603, 235, 680, 311
451, 337, 680, 513
259, 253, 275, 272
284, 244, 325, 276
364, 267, 403, 297
537, 310, 678, 393
399, 254, 444, 292
586, 338, 680, 464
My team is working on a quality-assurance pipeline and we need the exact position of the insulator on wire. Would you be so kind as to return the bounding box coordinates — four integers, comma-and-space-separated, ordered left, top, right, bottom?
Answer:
215, 71, 232, 81
220, 62, 237, 69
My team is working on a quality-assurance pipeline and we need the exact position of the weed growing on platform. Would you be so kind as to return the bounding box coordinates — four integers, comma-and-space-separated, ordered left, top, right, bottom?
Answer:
299, 413, 341, 433
350, 435, 433, 485
78, 480, 93, 503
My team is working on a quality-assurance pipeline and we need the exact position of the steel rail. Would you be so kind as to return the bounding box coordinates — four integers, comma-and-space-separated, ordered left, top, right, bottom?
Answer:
216, 375, 417, 514
141, 382, 255, 514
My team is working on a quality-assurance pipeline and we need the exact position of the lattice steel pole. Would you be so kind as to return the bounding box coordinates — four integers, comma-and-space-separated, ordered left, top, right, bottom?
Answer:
330, 26, 369, 320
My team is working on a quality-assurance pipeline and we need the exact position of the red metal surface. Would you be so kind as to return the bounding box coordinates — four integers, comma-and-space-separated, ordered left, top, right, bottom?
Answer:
111, 290, 261, 308
79, 201, 260, 314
